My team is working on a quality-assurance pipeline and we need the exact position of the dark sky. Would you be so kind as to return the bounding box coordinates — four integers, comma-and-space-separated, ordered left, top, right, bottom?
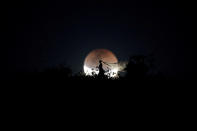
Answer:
3, 0, 194, 77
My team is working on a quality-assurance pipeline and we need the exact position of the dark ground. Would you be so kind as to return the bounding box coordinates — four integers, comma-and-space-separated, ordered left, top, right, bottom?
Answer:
1, 65, 194, 129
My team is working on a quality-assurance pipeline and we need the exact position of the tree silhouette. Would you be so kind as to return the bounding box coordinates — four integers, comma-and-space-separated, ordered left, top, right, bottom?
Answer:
43, 64, 72, 80
9, 54, 165, 82
125, 55, 149, 80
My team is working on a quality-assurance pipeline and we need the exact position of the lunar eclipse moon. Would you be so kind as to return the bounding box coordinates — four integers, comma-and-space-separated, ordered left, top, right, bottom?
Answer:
84, 49, 119, 77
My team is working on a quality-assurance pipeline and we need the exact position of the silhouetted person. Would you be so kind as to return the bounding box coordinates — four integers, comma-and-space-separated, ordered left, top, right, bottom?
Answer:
98, 60, 105, 78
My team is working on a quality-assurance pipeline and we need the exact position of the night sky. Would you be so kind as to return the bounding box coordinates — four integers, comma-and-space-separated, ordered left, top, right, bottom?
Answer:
3, 0, 194, 77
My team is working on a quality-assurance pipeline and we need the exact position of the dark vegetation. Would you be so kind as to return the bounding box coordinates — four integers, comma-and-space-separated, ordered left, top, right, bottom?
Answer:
3, 54, 193, 90
6, 55, 160, 80
2, 55, 192, 117
4, 55, 188, 85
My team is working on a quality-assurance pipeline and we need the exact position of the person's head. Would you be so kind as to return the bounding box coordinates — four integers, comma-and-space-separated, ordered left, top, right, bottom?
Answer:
99, 60, 102, 64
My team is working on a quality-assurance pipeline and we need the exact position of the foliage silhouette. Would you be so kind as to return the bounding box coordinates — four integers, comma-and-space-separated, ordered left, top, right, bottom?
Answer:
7, 55, 167, 83
124, 55, 149, 80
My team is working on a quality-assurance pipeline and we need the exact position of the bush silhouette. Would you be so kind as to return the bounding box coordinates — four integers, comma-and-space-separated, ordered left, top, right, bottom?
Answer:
9, 54, 165, 82
124, 55, 149, 80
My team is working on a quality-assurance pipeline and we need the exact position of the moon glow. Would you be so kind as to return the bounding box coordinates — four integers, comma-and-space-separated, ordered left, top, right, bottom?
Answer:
84, 49, 119, 77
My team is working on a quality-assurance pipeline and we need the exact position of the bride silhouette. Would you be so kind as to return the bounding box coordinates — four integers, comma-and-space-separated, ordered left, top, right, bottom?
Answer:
98, 60, 105, 78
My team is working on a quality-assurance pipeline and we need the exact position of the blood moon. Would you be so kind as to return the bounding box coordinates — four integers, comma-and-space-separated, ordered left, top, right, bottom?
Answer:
83, 49, 118, 77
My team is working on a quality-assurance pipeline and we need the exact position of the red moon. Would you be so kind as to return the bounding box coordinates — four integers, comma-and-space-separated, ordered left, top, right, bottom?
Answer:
84, 49, 118, 77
